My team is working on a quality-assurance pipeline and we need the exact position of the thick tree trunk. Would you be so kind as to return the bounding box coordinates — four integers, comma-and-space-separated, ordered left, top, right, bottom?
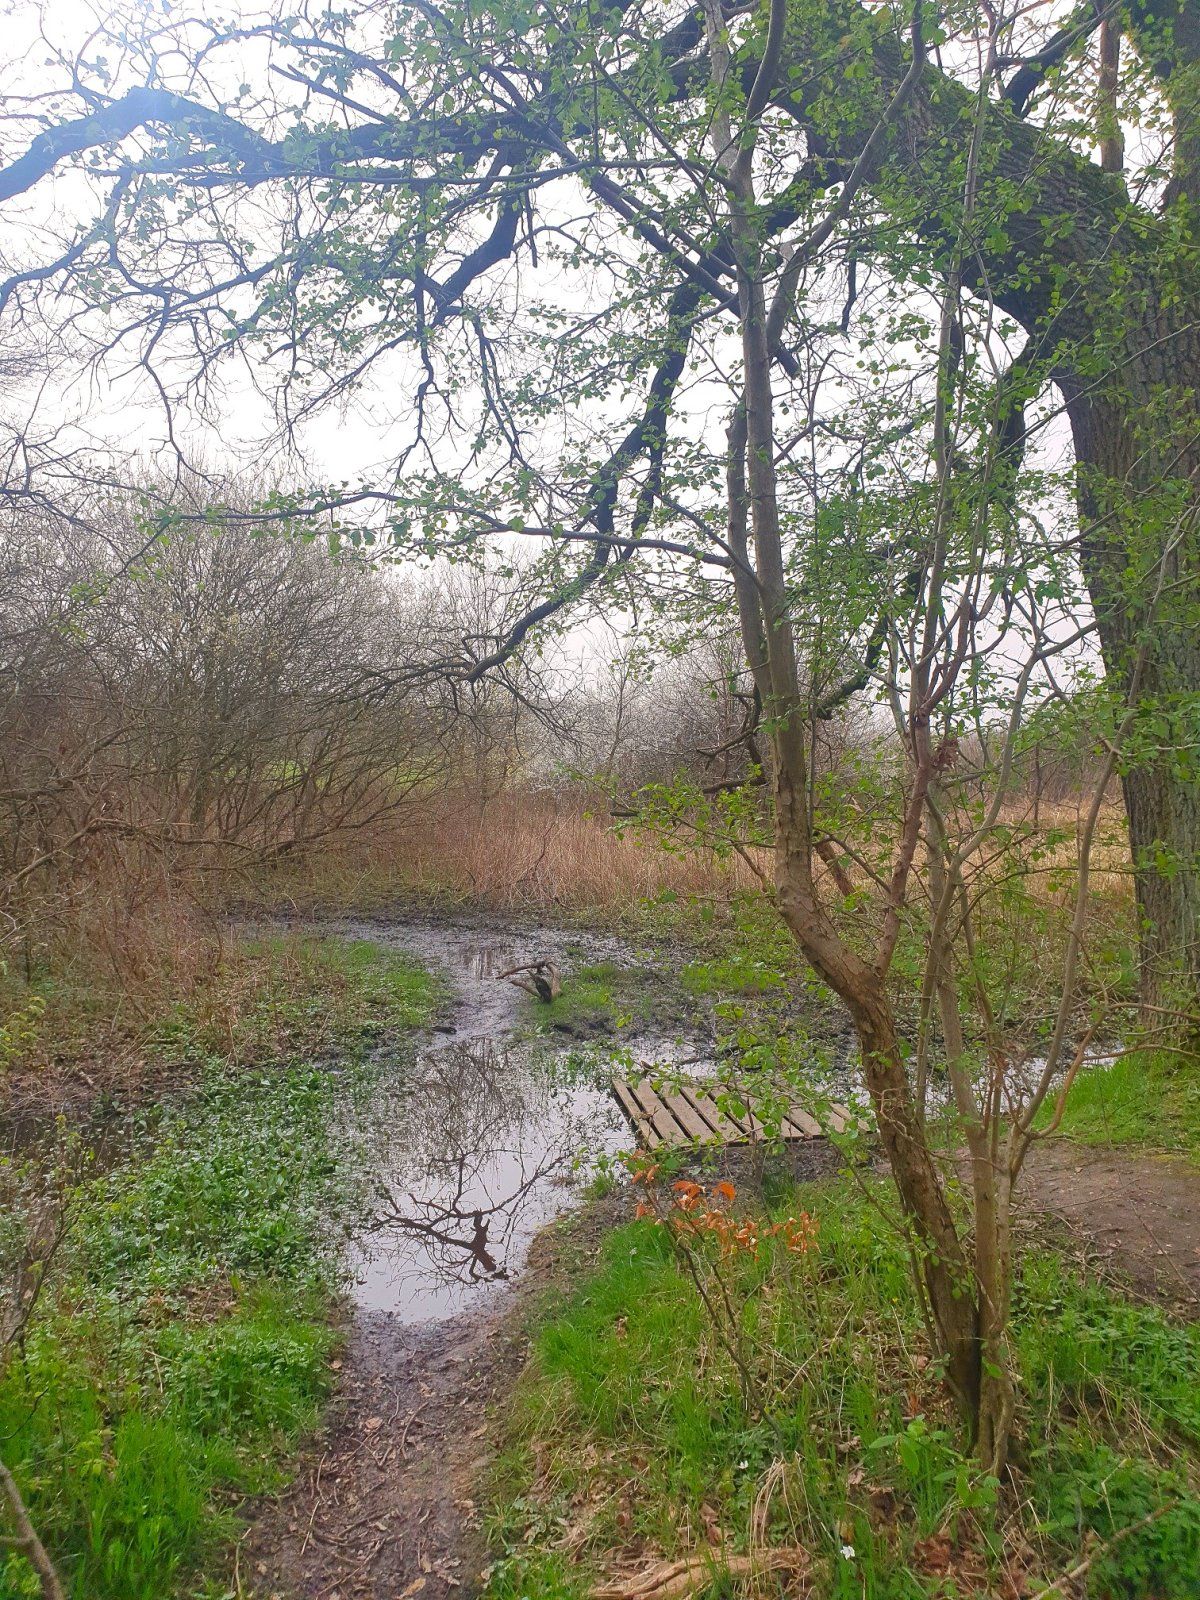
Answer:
1061, 313, 1200, 1026
763, 8, 1200, 1026
1119, 764, 1200, 1021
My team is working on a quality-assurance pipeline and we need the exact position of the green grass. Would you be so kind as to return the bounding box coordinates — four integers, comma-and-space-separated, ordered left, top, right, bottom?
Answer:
531, 961, 663, 1037
0, 935, 438, 1600
0, 931, 441, 1080
146, 934, 442, 1066
1036, 1048, 1200, 1162
483, 1174, 1200, 1599
680, 953, 791, 997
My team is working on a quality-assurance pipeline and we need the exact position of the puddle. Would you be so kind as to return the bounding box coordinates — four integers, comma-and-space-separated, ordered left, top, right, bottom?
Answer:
0, 914, 715, 1328
318, 916, 708, 1325
350, 1036, 624, 1322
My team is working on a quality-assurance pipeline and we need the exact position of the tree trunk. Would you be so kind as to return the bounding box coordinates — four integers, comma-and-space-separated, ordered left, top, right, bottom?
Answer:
1061, 312, 1200, 1027
762, 9, 1200, 1026
848, 988, 983, 1423
774, 849, 983, 1428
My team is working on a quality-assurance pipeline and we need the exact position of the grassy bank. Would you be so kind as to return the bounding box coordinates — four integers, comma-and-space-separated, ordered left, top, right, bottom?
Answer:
1037, 1048, 1200, 1164
0, 937, 438, 1600
484, 1172, 1200, 1600
0, 926, 439, 1086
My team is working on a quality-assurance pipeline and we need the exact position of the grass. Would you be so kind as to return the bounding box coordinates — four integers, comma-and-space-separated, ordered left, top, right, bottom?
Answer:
483, 1172, 1200, 1600
529, 960, 685, 1040
0, 936, 439, 1600
146, 934, 442, 1065
0, 930, 441, 1081
1036, 1047, 1200, 1162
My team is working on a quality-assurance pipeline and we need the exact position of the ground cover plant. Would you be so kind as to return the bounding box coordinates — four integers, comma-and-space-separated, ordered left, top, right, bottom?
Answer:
484, 1172, 1200, 1600
0, 939, 437, 1599
0, 1, 1199, 1594
1036, 1048, 1200, 1165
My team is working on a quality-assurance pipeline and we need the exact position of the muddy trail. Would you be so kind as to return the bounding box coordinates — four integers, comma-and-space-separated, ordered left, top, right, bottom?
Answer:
240, 915, 709, 1600
1018, 1140, 1200, 1313
6, 911, 1193, 1600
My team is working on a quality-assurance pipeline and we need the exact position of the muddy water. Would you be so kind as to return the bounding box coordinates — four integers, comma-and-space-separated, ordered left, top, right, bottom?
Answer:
319, 916, 709, 1324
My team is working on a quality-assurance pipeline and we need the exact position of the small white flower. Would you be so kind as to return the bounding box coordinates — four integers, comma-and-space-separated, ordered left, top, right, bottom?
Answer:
840, 1544, 856, 1561
737, 1460, 749, 1470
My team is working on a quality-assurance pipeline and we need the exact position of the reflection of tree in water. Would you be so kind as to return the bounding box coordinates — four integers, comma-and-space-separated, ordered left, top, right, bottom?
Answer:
363, 1039, 586, 1289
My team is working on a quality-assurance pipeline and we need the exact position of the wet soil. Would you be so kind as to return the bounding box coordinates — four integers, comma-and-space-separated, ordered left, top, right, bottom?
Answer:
240, 1193, 628, 1600
239, 1304, 521, 1600
238, 914, 713, 1599
241, 1143, 844, 1600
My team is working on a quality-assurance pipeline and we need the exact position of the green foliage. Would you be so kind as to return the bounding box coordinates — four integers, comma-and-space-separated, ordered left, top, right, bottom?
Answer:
147, 935, 441, 1066
0, 936, 435, 1599
1019, 1258, 1200, 1595
0, 932, 440, 1079
529, 960, 688, 1038
485, 1176, 1200, 1598
679, 954, 787, 998
0, 970, 45, 1068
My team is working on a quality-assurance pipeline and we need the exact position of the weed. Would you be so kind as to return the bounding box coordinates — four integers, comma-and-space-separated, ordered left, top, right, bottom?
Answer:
0, 937, 435, 1600
1035, 1047, 1200, 1161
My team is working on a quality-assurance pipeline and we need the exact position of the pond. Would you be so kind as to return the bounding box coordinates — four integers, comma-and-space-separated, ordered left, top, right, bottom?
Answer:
324, 916, 709, 1323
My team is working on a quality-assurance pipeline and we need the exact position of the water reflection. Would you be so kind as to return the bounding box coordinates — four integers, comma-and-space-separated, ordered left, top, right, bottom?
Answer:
350, 1036, 622, 1322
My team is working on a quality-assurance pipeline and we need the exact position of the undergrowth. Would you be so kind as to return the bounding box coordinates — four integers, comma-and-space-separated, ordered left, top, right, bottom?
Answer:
0, 938, 437, 1599
483, 1174, 1200, 1600
0, 929, 440, 1080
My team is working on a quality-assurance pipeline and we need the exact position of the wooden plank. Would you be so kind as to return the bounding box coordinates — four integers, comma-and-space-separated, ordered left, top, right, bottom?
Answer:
659, 1085, 724, 1143
688, 1089, 749, 1143
612, 1076, 847, 1147
781, 1104, 821, 1139
633, 1078, 689, 1148
825, 1103, 850, 1134
612, 1078, 661, 1148
705, 1085, 767, 1142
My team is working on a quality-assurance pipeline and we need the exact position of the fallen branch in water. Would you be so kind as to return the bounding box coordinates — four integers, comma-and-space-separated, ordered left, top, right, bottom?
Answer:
496, 959, 561, 1002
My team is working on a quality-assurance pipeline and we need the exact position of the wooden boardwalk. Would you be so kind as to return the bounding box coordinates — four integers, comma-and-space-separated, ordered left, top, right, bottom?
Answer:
611, 1075, 847, 1150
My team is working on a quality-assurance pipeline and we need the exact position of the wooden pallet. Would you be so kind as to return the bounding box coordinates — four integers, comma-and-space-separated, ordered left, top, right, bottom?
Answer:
611, 1075, 847, 1150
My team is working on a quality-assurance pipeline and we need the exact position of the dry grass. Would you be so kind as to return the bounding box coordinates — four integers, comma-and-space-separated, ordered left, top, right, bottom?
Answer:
0, 780, 1139, 1091
260, 788, 764, 914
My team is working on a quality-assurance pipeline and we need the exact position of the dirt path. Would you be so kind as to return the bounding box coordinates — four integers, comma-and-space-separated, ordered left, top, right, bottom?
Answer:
242, 1304, 522, 1599
1019, 1138, 1200, 1314
240, 915, 667, 1600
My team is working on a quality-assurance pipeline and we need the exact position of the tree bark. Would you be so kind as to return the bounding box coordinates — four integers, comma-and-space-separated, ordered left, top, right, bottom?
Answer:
1061, 319, 1200, 1023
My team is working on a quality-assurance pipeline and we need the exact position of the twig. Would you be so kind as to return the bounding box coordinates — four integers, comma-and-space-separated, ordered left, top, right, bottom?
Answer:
0, 1460, 65, 1600
1028, 1504, 1173, 1599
